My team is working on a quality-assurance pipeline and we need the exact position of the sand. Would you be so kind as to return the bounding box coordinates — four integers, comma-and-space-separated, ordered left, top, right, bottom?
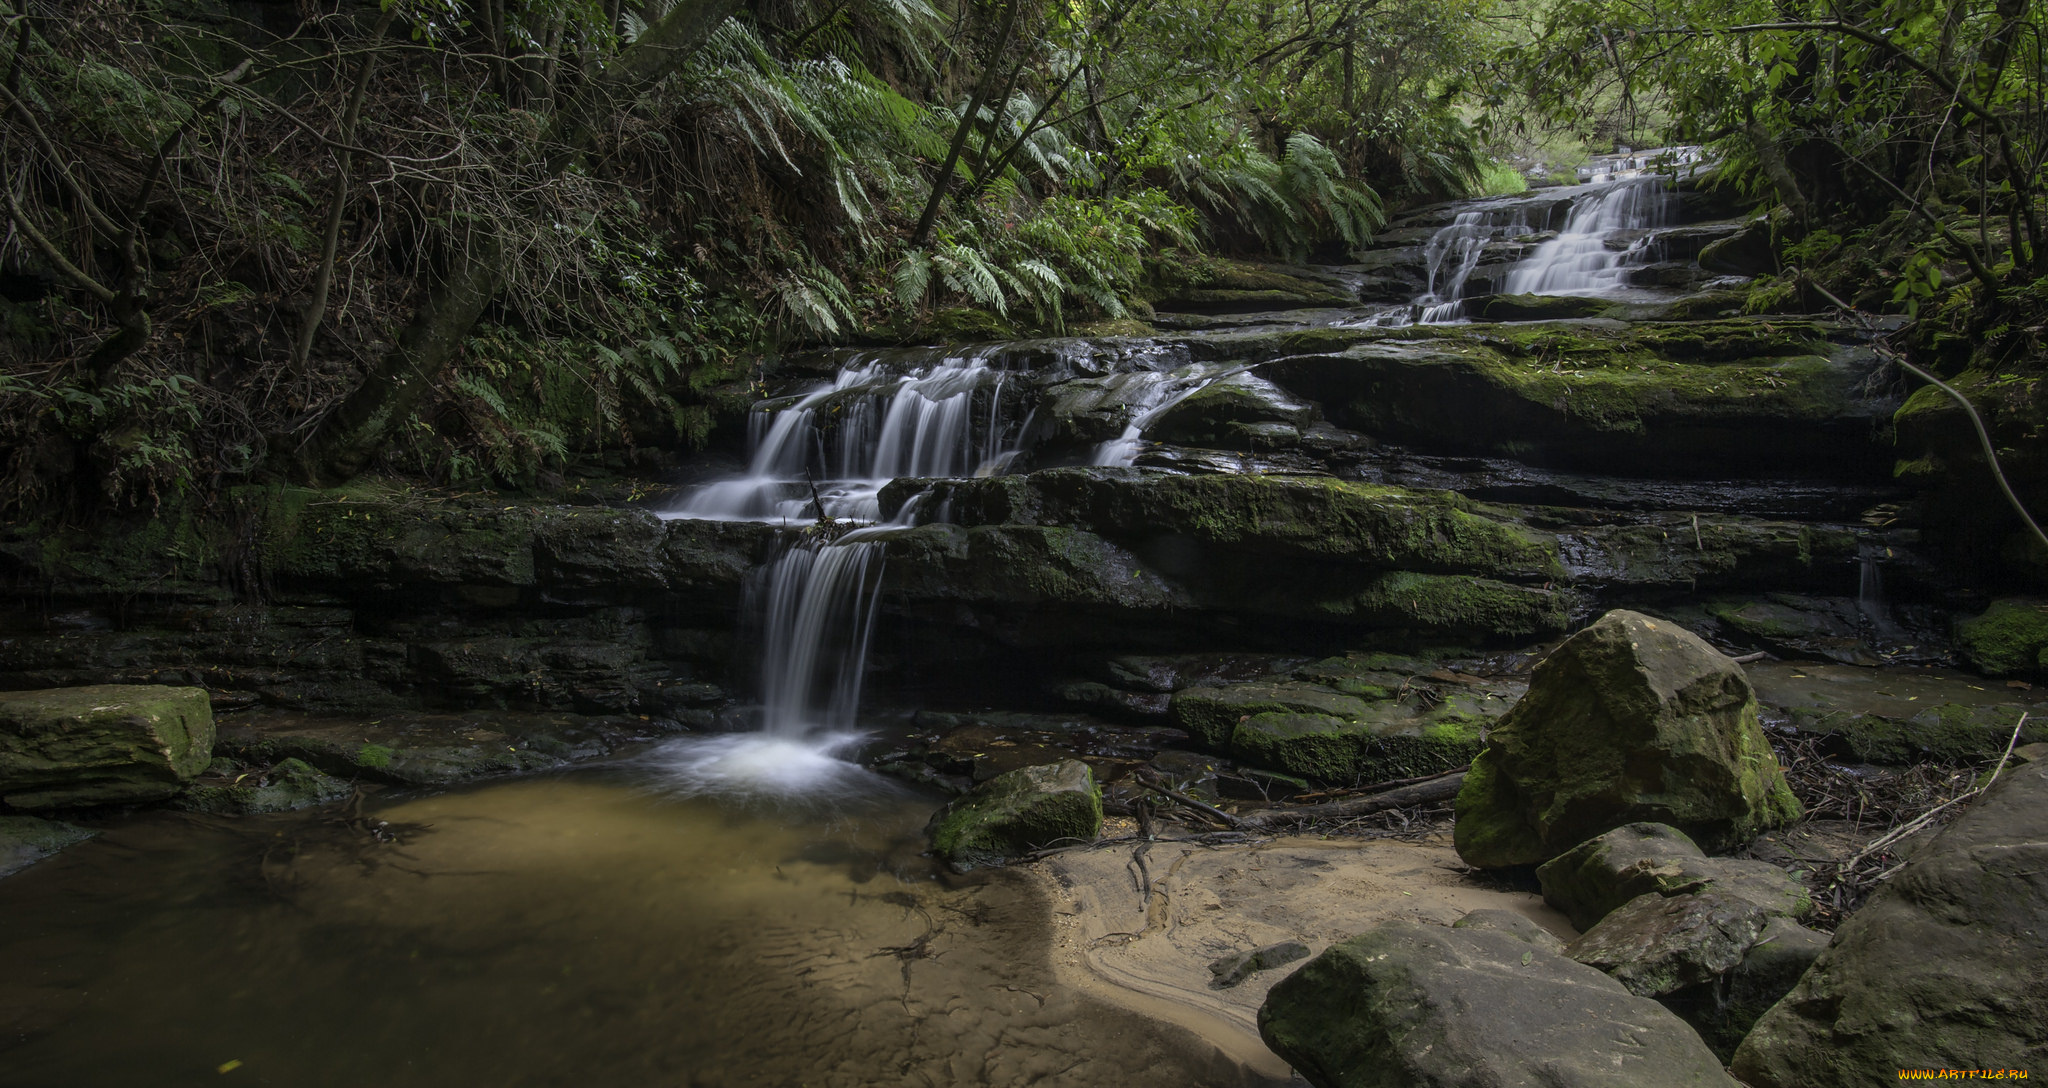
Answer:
1025, 829, 1577, 1081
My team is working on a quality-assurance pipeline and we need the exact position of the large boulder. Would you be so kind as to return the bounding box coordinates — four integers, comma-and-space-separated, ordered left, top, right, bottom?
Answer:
1453, 610, 1802, 868
1257, 920, 1739, 1088
925, 759, 1102, 871
1537, 822, 1810, 930
0, 685, 215, 808
1731, 760, 2048, 1086
1566, 888, 1780, 998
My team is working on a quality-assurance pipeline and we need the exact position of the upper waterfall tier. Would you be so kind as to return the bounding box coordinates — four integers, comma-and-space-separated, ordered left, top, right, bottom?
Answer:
663, 348, 1031, 524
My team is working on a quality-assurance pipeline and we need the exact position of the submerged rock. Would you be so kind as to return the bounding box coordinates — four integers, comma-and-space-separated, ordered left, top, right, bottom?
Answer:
1454, 611, 1802, 868
925, 759, 1103, 871
174, 757, 353, 815
1731, 759, 2048, 1086
0, 685, 215, 808
1257, 920, 1738, 1088
0, 815, 96, 878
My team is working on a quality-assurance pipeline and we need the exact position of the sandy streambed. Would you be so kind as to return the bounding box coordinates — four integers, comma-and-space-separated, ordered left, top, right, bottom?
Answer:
1029, 831, 1575, 1078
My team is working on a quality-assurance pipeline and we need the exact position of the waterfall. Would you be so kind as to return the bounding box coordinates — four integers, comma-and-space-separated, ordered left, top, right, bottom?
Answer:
665, 348, 1024, 525
1091, 363, 1256, 467
1409, 207, 1529, 324
754, 540, 887, 736
653, 349, 1026, 796
1502, 178, 1676, 296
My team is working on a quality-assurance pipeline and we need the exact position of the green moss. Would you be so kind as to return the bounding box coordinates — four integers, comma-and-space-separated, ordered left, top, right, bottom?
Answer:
1169, 682, 1370, 749
926, 760, 1103, 870
1957, 598, 2048, 676
355, 743, 395, 768
1339, 571, 1568, 640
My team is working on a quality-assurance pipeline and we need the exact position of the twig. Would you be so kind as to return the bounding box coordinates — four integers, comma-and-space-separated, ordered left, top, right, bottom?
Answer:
1134, 771, 1245, 829
1234, 771, 1468, 830
1800, 276, 2048, 555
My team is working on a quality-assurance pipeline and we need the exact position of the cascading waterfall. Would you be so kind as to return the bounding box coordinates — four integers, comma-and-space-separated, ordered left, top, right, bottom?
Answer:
1408, 207, 1529, 324
666, 348, 1024, 524
653, 348, 1028, 796
1502, 177, 1677, 296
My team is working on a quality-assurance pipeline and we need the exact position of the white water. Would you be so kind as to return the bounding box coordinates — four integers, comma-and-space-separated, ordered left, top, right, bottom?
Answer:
1090, 363, 1256, 467
1502, 178, 1677, 296
664, 349, 1025, 525
656, 350, 1025, 795
1409, 207, 1529, 324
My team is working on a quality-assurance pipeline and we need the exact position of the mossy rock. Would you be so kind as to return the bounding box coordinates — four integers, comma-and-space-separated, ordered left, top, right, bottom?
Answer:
174, 757, 353, 815
1230, 708, 1486, 783
1777, 702, 2042, 765
1536, 822, 1810, 931
1477, 294, 1612, 322
1170, 682, 1369, 749
926, 759, 1103, 871
1453, 611, 1802, 868
1957, 598, 2048, 677
0, 685, 215, 808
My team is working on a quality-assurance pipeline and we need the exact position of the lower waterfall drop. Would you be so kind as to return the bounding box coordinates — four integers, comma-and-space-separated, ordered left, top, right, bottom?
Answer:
649, 537, 890, 799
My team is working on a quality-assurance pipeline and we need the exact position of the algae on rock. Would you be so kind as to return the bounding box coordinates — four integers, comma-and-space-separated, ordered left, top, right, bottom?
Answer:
1453, 610, 1801, 868
0, 685, 216, 808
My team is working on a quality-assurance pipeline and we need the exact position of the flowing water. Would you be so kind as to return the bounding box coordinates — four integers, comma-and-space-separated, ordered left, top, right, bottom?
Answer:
0, 774, 1271, 1088
1400, 167, 1691, 324
654, 349, 1033, 795
1502, 179, 1678, 296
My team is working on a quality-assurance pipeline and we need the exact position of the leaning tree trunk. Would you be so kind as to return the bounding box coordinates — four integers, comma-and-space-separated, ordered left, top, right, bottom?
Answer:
296, 0, 748, 485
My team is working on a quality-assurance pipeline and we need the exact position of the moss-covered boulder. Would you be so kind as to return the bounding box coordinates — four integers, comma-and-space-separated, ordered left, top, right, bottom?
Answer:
1537, 822, 1809, 930
0, 685, 215, 808
1257, 920, 1739, 1088
1146, 371, 1321, 449
1957, 598, 2048, 677
0, 815, 95, 878
926, 759, 1102, 871
1453, 611, 1802, 868
1731, 757, 2048, 1087
1476, 293, 1612, 322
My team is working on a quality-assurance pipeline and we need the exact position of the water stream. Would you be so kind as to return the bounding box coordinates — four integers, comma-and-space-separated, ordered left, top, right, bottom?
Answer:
0, 776, 1267, 1088
656, 350, 1031, 794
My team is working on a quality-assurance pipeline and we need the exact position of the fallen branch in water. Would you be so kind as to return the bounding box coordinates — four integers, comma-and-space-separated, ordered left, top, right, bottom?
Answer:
1234, 770, 1469, 830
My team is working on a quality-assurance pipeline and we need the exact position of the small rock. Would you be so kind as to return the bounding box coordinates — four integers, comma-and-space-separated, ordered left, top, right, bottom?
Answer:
1453, 610, 1802, 868
926, 760, 1103, 872
1209, 940, 1311, 988
1258, 920, 1738, 1088
1667, 916, 1829, 1058
1566, 888, 1774, 997
0, 685, 215, 808
1537, 822, 1809, 930
0, 816, 95, 879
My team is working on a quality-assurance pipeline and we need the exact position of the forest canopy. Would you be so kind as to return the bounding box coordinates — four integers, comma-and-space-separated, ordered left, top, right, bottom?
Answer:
0, 0, 2040, 507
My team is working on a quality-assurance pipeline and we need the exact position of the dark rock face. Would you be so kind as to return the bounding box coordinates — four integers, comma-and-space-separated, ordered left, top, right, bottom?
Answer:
1257, 920, 1738, 1088
0, 685, 215, 807
1454, 611, 1802, 868
925, 759, 1103, 871
1731, 762, 2048, 1086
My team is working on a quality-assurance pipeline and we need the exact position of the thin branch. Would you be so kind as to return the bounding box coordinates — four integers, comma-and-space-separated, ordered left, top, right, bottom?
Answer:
0, 166, 114, 302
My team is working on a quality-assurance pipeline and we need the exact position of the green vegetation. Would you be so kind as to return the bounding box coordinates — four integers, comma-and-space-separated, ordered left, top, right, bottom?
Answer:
0, 0, 1515, 507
